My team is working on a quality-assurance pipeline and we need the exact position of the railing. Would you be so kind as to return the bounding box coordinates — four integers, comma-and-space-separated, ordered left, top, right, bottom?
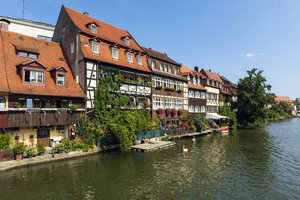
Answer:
119, 84, 151, 96
0, 108, 84, 128
164, 127, 188, 136
135, 130, 165, 140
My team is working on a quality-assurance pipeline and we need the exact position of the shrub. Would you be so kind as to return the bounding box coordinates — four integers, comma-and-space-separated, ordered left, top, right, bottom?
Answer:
37, 142, 46, 153
69, 104, 78, 112
13, 102, 21, 108
161, 135, 172, 141
0, 134, 11, 150
26, 147, 37, 156
190, 125, 197, 132
13, 143, 26, 154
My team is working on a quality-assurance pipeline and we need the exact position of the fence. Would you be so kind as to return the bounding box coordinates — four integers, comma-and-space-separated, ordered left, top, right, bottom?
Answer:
164, 127, 189, 136
135, 130, 165, 140
0, 149, 14, 162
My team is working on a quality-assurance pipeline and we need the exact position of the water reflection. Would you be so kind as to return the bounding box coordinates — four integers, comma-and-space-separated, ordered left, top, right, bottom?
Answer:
0, 119, 300, 199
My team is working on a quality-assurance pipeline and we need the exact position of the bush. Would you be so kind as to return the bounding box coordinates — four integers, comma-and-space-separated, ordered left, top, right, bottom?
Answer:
52, 144, 65, 153
161, 135, 172, 141
190, 125, 197, 132
37, 142, 46, 154
13, 143, 26, 154
69, 104, 78, 112
26, 147, 37, 156
0, 134, 11, 150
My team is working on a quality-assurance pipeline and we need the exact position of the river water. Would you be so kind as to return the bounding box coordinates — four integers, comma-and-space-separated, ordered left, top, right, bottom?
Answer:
0, 118, 300, 200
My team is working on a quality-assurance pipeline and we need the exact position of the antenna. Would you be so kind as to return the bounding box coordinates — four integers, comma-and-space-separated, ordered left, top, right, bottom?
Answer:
22, 0, 25, 19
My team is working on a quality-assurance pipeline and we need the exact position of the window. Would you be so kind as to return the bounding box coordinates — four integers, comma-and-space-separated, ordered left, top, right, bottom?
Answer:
165, 99, 174, 109
137, 56, 142, 65
152, 77, 163, 87
18, 51, 38, 59
200, 92, 206, 99
160, 63, 163, 71
164, 64, 168, 72
207, 79, 210, 85
71, 42, 75, 54
216, 82, 219, 88
57, 74, 65, 86
189, 105, 194, 113
212, 80, 215, 86
195, 105, 200, 113
0, 96, 6, 108
201, 106, 206, 113
164, 79, 174, 88
26, 98, 33, 108
175, 100, 183, 109
33, 99, 40, 108
153, 98, 163, 110
37, 35, 52, 41
193, 76, 196, 85
151, 60, 156, 69
174, 81, 182, 90
168, 66, 172, 73
92, 42, 99, 53
195, 91, 200, 98
189, 91, 194, 98
91, 25, 97, 33
197, 77, 200, 85
125, 38, 130, 45
127, 53, 133, 63
206, 93, 210, 99
112, 48, 118, 59
187, 75, 190, 84
25, 70, 44, 83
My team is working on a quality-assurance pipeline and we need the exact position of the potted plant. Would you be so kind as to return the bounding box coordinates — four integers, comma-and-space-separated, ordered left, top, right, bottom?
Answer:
56, 144, 65, 154
157, 109, 163, 115
155, 85, 163, 90
13, 102, 21, 108
37, 142, 46, 156
69, 104, 78, 113
165, 109, 171, 117
25, 147, 37, 158
147, 81, 152, 86
13, 143, 26, 160
178, 109, 183, 116
176, 88, 183, 93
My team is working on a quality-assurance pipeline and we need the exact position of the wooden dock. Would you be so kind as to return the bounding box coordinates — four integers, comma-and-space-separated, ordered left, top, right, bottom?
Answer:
172, 129, 212, 139
131, 141, 175, 152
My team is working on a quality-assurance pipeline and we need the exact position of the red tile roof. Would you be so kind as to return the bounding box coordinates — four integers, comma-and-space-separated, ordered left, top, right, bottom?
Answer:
275, 96, 292, 103
0, 31, 86, 98
188, 84, 206, 91
296, 98, 300, 103
63, 6, 150, 73
141, 46, 180, 66
200, 68, 223, 84
180, 66, 206, 91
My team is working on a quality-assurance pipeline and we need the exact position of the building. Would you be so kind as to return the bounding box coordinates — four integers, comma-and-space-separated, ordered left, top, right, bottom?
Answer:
0, 30, 86, 146
0, 16, 54, 41
219, 75, 237, 109
53, 6, 152, 111
200, 69, 223, 114
142, 47, 188, 127
180, 66, 206, 116
275, 96, 296, 116
295, 98, 300, 113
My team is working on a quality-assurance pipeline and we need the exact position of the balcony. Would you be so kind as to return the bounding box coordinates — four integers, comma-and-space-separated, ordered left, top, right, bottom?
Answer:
119, 84, 151, 96
0, 108, 84, 129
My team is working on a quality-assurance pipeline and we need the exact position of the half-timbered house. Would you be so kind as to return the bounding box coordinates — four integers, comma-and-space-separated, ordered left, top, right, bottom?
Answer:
53, 6, 152, 111
181, 66, 207, 116
0, 30, 86, 146
142, 47, 188, 127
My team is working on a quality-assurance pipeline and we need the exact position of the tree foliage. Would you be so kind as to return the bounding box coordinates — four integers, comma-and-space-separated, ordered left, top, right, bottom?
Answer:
218, 106, 237, 128
236, 68, 275, 128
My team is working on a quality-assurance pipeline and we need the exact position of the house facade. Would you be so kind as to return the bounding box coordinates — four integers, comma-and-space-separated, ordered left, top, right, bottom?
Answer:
142, 47, 188, 127
0, 16, 54, 41
295, 98, 300, 113
199, 69, 223, 114
219, 75, 237, 109
181, 66, 206, 116
0, 30, 86, 146
53, 6, 152, 111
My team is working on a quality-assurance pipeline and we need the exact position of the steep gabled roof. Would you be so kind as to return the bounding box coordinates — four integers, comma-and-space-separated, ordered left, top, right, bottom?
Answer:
63, 6, 143, 52
141, 46, 180, 66
200, 68, 223, 84
275, 96, 292, 102
180, 66, 206, 91
0, 31, 85, 98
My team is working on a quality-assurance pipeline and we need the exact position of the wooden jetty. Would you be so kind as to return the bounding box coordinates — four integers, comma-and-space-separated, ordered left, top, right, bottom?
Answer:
131, 141, 175, 152
172, 129, 212, 139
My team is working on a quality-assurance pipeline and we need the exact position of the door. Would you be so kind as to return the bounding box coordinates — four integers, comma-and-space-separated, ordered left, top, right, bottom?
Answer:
37, 128, 50, 147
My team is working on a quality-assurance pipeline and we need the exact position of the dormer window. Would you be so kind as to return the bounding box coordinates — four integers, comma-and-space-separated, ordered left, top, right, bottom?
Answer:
168, 66, 172, 73
92, 42, 99, 54
193, 76, 196, 85
125, 38, 130, 45
127, 53, 133, 63
18, 51, 38, 59
164, 64, 168, 72
197, 77, 200, 85
212, 80, 215, 86
112, 48, 118, 59
174, 68, 178, 75
187, 75, 190, 84
160, 63, 163, 71
207, 79, 210, 85
137, 55, 142, 65
151, 60, 156, 69
57, 74, 65, 86
91, 24, 97, 34
25, 70, 44, 83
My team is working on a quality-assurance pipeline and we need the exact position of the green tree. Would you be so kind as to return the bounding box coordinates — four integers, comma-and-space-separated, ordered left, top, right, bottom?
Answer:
236, 68, 275, 128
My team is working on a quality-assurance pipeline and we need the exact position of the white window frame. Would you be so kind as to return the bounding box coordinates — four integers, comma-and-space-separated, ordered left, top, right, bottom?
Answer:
187, 75, 190, 84
164, 79, 174, 88
189, 90, 194, 98
92, 42, 99, 54
152, 77, 163, 87
26, 70, 44, 83
193, 76, 196, 85
201, 106, 206, 113
200, 92, 206, 99
57, 74, 65, 86
125, 38, 130, 45
127, 53, 133, 63
189, 105, 194, 113
207, 79, 210, 85
168, 66, 172, 73
175, 100, 183, 109
174, 81, 182, 90
197, 77, 200, 85
153, 98, 163, 110
195, 91, 200, 99
174, 68, 178, 75
151, 60, 156, 69
112, 48, 119, 59
165, 99, 174, 109
195, 105, 200, 113
160, 63, 163, 71
91, 24, 97, 33
164, 64, 168, 72
137, 55, 142, 65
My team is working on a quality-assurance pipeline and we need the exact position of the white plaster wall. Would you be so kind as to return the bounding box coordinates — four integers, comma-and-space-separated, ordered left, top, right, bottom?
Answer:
8, 22, 53, 38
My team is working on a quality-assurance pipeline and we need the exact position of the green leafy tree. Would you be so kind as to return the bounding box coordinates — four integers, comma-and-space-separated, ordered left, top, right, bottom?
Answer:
218, 106, 237, 128
236, 68, 275, 128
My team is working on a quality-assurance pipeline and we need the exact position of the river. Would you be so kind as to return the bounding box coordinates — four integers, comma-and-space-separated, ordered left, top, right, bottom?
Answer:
0, 118, 300, 200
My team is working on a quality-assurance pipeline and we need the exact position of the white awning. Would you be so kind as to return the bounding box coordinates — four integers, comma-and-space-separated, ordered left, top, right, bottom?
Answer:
206, 113, 228, 119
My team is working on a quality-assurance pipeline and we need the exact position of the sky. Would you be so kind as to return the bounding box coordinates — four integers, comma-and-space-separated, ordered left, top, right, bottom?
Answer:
1, 0, 300, 99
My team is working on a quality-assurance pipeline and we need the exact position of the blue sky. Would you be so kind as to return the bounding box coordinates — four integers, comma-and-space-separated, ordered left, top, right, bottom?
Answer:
1, 0, 300, 99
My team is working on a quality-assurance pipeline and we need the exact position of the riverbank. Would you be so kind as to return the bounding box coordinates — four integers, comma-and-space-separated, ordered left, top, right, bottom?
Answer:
0, 147, 108, 172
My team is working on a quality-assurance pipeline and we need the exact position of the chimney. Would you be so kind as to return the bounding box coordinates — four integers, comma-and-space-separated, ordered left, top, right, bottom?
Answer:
149, 47, 152, 49
83, 12, 89, 16
0, 19, 10, 31
209, 69, 211, 72
194, 66, 199, 72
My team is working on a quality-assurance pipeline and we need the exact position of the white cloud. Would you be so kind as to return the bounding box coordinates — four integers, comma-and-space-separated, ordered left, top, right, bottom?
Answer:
245, 53, 254, 57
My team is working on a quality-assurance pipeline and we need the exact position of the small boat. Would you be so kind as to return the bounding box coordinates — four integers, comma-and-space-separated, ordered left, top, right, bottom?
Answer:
215, 128, 229, 135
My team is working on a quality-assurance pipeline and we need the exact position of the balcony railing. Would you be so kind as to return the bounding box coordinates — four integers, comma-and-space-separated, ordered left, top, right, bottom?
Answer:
0, 108, 84, 129
119, 84, 151, 96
